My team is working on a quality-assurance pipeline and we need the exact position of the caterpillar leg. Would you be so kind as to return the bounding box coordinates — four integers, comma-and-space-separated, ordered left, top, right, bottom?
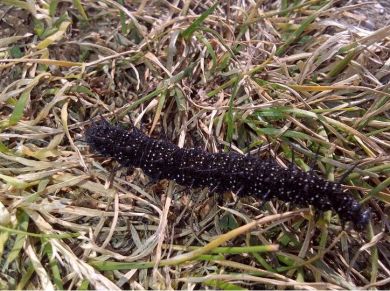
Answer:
287, 145, 300, 172
144, 175, 161, 187
337, 162, 360, 184
173, 178, 198, 196
258, 190, 271, 208
125, 112, 135, 128
307, 144, 321, 170
208, 183, 223, 205
227, 185, 246, 209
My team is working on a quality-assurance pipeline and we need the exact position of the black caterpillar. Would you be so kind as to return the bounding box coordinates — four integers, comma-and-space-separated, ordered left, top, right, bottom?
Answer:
85, 119, 370, 231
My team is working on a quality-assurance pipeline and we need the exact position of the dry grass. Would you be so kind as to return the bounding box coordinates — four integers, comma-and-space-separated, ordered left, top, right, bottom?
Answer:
1, 0, 390, 289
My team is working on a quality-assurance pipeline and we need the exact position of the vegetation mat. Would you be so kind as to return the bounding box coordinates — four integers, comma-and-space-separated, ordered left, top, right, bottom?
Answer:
0, 0, 389, 289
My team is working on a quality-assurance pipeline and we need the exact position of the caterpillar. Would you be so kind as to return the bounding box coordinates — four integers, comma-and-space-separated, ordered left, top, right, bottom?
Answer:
85, 119, 370, 231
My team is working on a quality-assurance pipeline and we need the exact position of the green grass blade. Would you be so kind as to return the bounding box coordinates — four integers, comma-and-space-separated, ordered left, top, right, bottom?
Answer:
5, 210, 29, 266
182, 2, 219, 39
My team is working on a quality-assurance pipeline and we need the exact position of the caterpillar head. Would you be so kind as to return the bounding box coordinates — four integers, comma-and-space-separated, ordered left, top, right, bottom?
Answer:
85, 119, 112, 147
85, 119, 127, 158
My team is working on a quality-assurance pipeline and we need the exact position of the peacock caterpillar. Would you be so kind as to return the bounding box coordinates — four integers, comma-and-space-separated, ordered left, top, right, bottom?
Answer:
85, 119, 370, 230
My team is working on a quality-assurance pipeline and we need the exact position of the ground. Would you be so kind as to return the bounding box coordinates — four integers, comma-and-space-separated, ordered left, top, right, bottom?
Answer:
0, 0, 389, 290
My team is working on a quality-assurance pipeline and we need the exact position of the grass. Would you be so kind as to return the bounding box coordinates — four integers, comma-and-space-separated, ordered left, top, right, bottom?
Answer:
0, 0, 389, 289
